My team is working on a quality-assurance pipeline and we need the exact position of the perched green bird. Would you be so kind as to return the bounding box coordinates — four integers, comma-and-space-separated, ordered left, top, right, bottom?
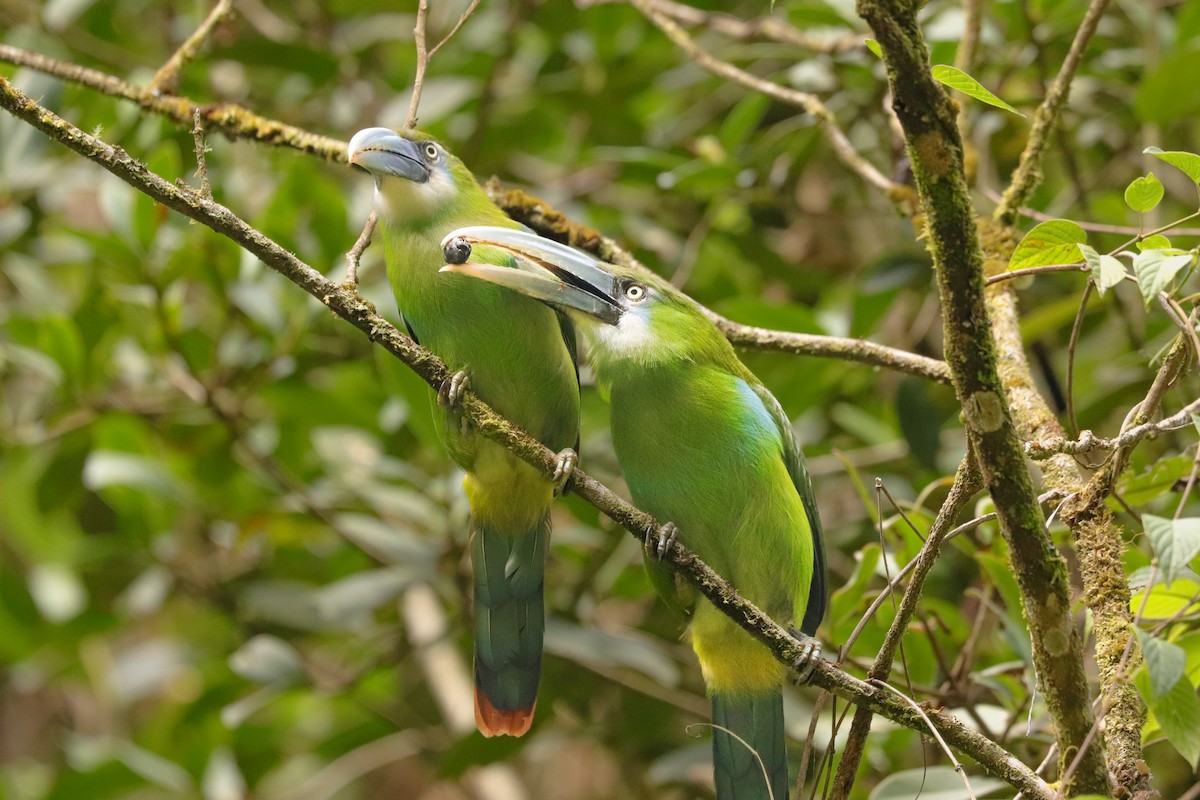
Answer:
347, 130, 580, 737
441, 227, 826, 799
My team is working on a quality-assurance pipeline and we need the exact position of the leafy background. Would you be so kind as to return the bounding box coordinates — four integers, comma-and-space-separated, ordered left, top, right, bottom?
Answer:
2, 0, 1200, 798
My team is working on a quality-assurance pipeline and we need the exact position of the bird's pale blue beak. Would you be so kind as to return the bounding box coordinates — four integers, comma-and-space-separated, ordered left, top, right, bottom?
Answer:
347, 127, 430, 183
439, 227, 622, 326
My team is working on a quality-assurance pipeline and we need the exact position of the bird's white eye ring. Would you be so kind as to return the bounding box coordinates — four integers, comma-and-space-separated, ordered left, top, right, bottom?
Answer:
423, 143, 439, 160
625, 284, 646, 302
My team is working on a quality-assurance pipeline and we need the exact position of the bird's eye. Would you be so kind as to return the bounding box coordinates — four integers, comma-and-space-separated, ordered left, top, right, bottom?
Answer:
625, 284, 647, 302
423, 143, 439, 161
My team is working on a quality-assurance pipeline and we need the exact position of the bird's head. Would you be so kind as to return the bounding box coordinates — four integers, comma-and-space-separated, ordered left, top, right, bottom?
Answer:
347, 127, 475, 223
439, 227, 725, 370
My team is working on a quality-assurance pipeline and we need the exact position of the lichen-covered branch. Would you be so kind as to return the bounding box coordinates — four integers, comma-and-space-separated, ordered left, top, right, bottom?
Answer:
854, 3, 1110, 795
0, 77, 1056, 799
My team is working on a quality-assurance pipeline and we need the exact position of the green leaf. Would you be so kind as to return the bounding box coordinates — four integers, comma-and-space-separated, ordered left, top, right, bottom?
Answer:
864, 38, 882, 58
1131, 574, 1200, 620
1143, 515, 1200, 585
1125, 172, 1165, 212
1139, 234, 1173, 251
1151, 675, 1200, 767
1135, 628, 1187, 700
1132, 250, 1195, 305
931, 65, 1025, 117
1145, 147, 1200, 185
1077, 243, 1127, 296
1009, 220, 1087, 271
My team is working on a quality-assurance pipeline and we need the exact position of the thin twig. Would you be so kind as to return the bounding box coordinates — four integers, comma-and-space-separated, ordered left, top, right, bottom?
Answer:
984, 263, 1088, 286
629, 0, 900, 196
994, 0, 1113, 225
147, 0, 235, 96
191, 107, 212, 200
344, 211, 377, 289
829, 456, 983, 800
869, 679, 980, 800
982, 187, 1200, 236
403, 0, 430, 130
429, 0, 483, 57
1065, 280, 1094, 436
580, 0, 861, 52
1027, 394, 1200, 459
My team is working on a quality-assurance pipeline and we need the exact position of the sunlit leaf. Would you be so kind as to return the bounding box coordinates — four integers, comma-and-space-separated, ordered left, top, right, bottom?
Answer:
1133, 249, 1195, 306
1151, 675, 1200, 766
1124, 172, 1164, 212
1144, 516, 1200, 585
1009, 220, 1086, 271
1145, 146, 1200, 184
1077, 243, 1127, 296
931, 65, 1025, 116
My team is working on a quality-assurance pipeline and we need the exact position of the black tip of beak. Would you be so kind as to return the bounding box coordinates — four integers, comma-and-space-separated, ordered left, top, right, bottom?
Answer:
444, 237, 473, 265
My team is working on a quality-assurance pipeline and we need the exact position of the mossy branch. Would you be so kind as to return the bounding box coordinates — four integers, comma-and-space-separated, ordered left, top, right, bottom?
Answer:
0, 75, 1055, 800
854, 3, 1111, 795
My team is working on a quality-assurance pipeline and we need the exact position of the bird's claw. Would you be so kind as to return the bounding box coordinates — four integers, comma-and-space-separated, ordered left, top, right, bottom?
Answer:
645, 522, 678, 562
552, 448, 577, 496
437, 370, 471, 410
789, 630, 822, 685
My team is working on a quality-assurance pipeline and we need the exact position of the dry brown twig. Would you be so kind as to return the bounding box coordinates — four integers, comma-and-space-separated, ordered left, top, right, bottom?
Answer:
627, 0, 901, 197
147, 0, 235, 96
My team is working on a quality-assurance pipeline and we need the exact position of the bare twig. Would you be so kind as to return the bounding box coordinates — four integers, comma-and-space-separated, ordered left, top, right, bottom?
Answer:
147, 0, 235, 96
830, 456, 983, 800
1027, 395, 1200, 459
343, 211, 377, 289
580, 0, 861, 53
629, 0, 901, 196
984, 262, 1088, 286
869, 679, 980, 800
994, 0, 1113, 225
0, 78, 1056, 799
403, 0, 430, 130
191, 107, 212, 200
429, 0, 483, 57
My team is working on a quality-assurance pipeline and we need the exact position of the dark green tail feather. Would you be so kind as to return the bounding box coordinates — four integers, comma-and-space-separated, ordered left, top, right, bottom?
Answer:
471, 511, 550, 735
711, 689, 788, 800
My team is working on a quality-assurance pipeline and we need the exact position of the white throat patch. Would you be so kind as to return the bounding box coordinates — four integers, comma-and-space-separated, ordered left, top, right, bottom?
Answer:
375, 168, 458, 221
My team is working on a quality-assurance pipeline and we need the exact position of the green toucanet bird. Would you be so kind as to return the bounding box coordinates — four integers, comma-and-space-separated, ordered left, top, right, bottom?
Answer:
347, 129, 580, 737
441, 227, 827, 799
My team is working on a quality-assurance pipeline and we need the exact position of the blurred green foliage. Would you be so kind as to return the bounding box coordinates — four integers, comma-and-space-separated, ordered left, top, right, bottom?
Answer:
2, 0, 1200, 798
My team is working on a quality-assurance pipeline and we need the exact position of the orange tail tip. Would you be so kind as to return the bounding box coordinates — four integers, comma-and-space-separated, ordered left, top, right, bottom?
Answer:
475, 689, 536, 737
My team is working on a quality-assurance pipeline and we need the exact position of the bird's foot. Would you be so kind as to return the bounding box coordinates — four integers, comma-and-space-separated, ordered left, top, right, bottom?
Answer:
437, 370, 471, 410
788, 630, 822, 685
645, 522, 678, 562
552, 448, 577, 496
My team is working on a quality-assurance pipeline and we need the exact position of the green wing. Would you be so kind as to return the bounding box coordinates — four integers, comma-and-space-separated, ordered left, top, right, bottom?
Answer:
749, 381, 827, 636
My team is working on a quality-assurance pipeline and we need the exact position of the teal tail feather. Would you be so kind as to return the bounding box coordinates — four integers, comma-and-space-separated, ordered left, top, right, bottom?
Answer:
711, 689, 788, 800
471, 511, 550, 737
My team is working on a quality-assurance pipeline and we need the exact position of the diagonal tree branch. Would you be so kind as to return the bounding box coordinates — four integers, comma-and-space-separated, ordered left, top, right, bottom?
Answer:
854, 3, 1111, 795
0, 76, 1053, 800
